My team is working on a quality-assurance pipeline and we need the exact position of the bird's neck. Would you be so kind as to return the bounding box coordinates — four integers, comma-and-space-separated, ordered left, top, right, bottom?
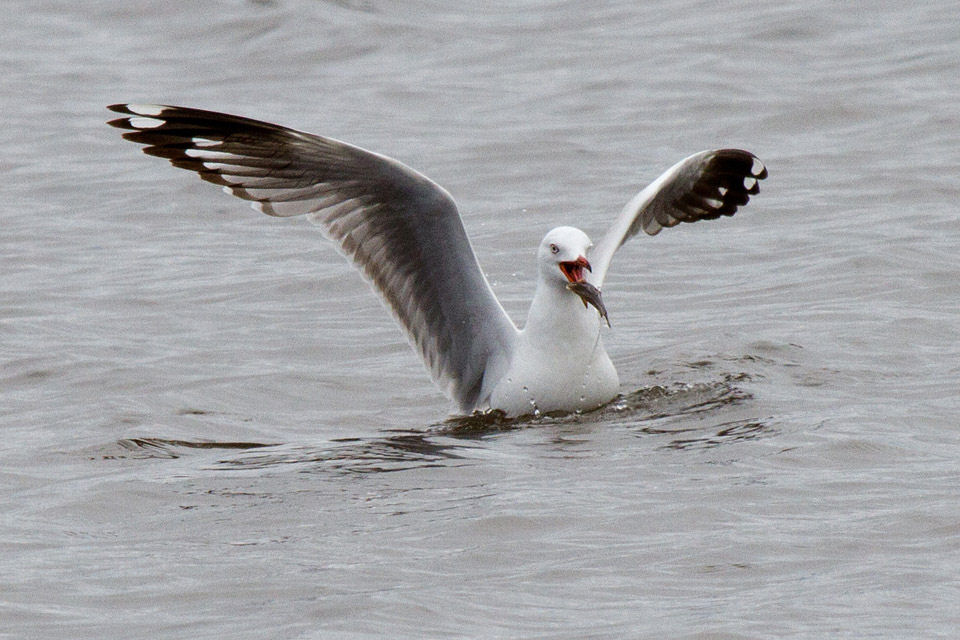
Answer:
523, 279, 599, 345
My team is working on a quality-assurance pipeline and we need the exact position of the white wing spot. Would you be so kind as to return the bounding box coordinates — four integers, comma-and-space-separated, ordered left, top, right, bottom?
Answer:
751, 157, 765, 176
718, 186, 728, 196
127, 104, 165, 116
184, 149, 234, 160
705, 197, 723, 208
191, 137, 220, 148
743, 177, 757, 190
129, 116, 164, 129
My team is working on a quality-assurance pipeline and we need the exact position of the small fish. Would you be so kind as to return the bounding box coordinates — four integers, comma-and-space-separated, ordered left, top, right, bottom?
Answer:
566, 281, 610, 327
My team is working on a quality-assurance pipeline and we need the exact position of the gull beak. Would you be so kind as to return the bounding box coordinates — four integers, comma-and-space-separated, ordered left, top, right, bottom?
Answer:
559, 255, 592, 284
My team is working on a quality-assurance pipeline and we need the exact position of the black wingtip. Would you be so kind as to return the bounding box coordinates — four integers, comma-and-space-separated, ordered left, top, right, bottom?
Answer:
650, 148, 769, 232
107, 104, 130, 128
107, 117, 133, 130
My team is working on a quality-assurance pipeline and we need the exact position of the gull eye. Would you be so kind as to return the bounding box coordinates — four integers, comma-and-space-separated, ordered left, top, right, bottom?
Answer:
549, 243, 559, 254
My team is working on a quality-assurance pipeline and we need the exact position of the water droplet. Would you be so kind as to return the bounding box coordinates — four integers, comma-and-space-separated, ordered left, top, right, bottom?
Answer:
522, 386, 541, 418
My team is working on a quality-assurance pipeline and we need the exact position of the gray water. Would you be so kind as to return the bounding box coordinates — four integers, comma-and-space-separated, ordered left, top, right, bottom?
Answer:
3, 1, 960, 637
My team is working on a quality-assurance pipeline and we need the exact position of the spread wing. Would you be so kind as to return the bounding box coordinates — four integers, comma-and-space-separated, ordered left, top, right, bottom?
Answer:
589, 149, 768, 285
107, 104, 517, 411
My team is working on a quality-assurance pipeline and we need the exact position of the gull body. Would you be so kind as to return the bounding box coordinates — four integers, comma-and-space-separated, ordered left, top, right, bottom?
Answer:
485, 227, 618, 416
108, 104, 767, 417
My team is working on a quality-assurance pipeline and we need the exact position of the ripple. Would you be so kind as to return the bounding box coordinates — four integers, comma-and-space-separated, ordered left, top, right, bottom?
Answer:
606, 374, 753, 421
99, 373, 763, 470
101, 437, 276, 460
660, 418, 775, 451
214, 430, 478, 474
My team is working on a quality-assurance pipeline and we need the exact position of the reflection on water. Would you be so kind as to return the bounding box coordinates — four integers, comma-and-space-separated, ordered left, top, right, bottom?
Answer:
107, 437, 275, 460
215, 431, 477, 474
103, 373, 771, 472
658, 419, 773, 451
608, 373, 752, 420
599, 373, 775, 451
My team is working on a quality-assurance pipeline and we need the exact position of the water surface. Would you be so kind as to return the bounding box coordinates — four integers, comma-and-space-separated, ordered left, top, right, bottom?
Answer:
3, 1, 959, 637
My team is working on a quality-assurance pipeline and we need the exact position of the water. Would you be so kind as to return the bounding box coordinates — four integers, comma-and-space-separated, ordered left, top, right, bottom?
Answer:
3, 0, 960, 637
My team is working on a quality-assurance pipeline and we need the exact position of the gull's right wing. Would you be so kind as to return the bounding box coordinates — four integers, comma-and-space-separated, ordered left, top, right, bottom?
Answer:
108, 104, 518, 411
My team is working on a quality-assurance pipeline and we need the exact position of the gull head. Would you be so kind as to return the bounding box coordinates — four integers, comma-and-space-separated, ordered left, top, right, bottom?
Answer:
538, 226, 593, 284
537, 227, 608, 324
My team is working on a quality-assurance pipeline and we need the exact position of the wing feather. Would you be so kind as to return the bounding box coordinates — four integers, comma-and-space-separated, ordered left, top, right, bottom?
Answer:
108, 104, 517, 411
590, 149, 768, 285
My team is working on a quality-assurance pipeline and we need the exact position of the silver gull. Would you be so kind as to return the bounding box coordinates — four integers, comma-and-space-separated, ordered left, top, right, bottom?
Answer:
107, 104, 767, 416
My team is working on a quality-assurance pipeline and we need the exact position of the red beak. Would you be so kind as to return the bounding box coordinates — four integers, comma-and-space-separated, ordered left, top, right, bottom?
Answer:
559, 255, 592, 283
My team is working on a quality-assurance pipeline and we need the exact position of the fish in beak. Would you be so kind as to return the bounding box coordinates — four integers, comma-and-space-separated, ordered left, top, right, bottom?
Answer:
559, 256, 610, 327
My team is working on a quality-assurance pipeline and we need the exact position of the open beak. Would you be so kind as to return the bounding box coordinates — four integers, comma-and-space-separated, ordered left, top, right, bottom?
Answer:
558, 255, 591, 284
560, 256, 610, 327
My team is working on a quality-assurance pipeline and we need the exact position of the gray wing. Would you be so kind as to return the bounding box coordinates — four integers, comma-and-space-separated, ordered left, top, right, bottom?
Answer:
108, 103, 517, 411
590, 149, 768, 285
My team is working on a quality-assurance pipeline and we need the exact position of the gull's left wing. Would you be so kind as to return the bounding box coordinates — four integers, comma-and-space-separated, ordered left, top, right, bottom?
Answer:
589, 149, 768, 286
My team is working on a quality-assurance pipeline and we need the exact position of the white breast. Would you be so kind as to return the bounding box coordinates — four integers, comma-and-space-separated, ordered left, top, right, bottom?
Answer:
484, 285, 619, 416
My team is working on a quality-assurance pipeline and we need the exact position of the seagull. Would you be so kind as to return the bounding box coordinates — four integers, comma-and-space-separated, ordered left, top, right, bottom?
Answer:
107, 104, 767, 417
